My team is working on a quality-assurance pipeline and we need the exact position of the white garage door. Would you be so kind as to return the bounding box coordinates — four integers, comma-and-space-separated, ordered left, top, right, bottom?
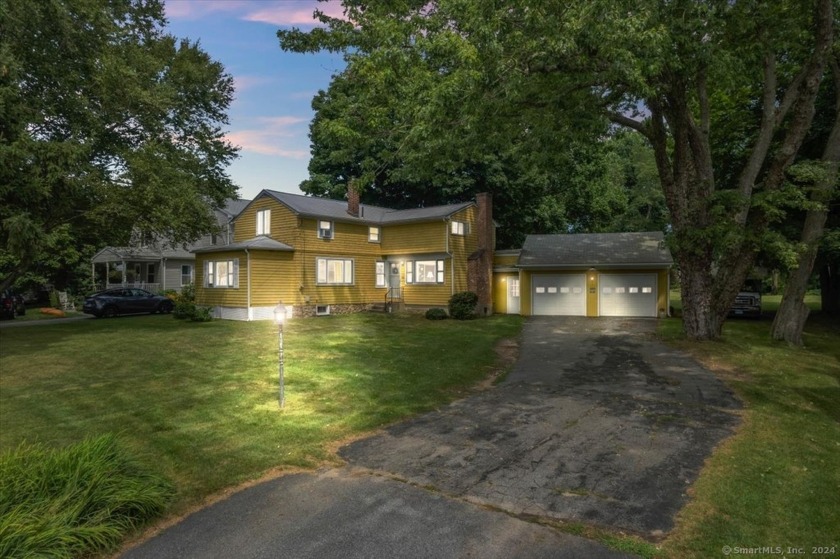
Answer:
532, 274, 586, 316
599, 274, 657, 317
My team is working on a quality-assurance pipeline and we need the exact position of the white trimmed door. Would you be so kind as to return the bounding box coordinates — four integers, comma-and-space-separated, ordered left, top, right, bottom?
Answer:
532, 274, 586, 316
507, 277, 521, 314
599, 273, 657, 317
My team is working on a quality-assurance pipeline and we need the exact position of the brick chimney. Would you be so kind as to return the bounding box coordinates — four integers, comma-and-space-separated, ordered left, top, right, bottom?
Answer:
347, 181, 360, 217
468, 192, 494, 315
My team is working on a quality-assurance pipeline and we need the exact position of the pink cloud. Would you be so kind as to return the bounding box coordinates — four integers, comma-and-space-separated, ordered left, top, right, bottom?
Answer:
227, 117, 310, 158
233, 75, 275, 93
243, 1, 348, 26
166, 0, 347, 26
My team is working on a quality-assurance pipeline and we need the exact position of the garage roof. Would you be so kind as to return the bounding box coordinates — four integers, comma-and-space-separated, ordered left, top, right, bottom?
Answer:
518, 232, 672, 269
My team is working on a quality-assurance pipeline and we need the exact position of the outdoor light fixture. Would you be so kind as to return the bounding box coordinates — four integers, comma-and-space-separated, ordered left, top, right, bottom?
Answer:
274, 301, 286, 408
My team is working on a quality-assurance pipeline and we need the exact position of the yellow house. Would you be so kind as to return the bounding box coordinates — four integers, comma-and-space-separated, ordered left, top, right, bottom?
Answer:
494, 232, 673, 318
194, 190, 495, 320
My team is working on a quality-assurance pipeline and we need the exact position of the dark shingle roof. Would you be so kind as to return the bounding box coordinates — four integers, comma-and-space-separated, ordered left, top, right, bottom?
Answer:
261, 190, 473, 225
518, 232, 672, 268
193, 236, 294, 254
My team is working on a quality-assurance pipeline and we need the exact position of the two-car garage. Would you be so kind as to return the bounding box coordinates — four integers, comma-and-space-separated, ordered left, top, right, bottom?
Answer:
505, 232, 673, 319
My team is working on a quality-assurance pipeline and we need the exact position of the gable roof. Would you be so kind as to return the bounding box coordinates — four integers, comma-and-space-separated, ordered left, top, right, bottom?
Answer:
253, 190, 474, 225
518, 232, 672, 269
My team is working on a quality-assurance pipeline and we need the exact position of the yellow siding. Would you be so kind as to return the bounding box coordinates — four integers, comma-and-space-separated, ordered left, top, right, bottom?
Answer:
234, 197, 299, 245
447, 206, 478, 294
493, 272, 519, 314
195, 250, 248, 306
381, 222, 446, 254
249, 251, 298, 306
586, 270, 599, 317
493, 253, 519, 267
520, 270, 533, 316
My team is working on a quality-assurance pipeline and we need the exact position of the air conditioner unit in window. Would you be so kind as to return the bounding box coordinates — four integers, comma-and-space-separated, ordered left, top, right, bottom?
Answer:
320, 229, 332, 239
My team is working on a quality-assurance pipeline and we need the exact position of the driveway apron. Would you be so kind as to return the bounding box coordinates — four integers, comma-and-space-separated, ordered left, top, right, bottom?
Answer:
121, 316, 739, 558
341, 317, 741, 536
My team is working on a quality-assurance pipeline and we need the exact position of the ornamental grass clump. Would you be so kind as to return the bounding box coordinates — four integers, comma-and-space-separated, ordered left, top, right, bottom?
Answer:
0, 434, 172, 559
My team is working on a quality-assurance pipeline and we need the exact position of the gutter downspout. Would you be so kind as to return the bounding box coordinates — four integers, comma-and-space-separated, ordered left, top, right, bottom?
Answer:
444, 218, 454, 295
245, 248, 252, 321
161, 257, 166, 291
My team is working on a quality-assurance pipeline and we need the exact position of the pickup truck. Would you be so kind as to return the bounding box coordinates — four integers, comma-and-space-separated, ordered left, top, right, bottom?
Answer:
728, 280, 762, 318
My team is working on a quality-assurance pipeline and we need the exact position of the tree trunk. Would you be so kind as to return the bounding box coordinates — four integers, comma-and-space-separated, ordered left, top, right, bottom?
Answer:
771, 58, 840, 344
678, 253, 721, 340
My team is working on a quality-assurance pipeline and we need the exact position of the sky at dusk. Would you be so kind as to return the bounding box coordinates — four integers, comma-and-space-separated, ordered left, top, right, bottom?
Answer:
164, 0, 348, 201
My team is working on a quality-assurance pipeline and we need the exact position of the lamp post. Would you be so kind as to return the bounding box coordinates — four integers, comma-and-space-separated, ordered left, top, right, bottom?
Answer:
273, 302, 286, 408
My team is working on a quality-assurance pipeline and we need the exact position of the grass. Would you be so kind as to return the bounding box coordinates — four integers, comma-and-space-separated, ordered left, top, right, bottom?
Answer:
0, 313, 522, 518
0, 435, 171, 558
656, 294, 840, 558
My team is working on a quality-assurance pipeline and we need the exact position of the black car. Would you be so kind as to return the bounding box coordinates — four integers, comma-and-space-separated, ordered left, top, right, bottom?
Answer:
82, 288, 174, 318
1, 290, 26, 320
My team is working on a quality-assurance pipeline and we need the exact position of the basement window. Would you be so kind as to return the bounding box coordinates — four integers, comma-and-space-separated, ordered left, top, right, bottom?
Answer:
315, 305, 330, 316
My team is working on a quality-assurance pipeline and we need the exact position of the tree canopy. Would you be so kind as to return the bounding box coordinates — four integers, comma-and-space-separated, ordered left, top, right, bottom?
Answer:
0, 0, 239, 292
280, 0, 838, 340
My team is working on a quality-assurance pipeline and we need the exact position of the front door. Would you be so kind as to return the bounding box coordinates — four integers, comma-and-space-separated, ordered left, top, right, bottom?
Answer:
389, 263, 401, 298
507, 277, 521, 314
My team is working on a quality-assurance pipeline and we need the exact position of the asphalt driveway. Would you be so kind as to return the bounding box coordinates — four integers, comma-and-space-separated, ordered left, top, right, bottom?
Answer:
120, 317, 740, 558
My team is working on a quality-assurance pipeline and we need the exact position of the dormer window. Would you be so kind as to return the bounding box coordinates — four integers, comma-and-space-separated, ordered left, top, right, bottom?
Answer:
256, 209, 271, 236
318, 220, 333, 239
451, 221, 467, 236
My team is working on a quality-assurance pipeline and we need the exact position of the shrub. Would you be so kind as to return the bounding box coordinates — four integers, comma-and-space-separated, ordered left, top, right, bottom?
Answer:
180, 283, 196, 303
161, 289, 179, 301
172, 300, 193, 320
448, 291, 478, 320
190, 305, 213, 322
425, 308, 448, 320
0, 435, 172, 559
172, 301, 213, 322
48, 290, 60, 309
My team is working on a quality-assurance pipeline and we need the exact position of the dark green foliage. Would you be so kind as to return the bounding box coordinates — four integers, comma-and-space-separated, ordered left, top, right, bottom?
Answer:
172, 300, 212, 322
0, 0, 238, 292
449, 292, 478, 320
425, 308, 448, 320
0, 435, 172, 558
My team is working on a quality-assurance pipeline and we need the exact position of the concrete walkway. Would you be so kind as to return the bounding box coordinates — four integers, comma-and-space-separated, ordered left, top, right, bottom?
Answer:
120, 317, 740, 558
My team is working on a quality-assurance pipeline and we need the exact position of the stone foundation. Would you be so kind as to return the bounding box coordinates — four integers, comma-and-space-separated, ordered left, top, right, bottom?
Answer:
290, 303, 373, 318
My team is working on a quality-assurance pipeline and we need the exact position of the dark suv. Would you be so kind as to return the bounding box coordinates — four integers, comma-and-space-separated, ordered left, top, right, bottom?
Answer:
1, 290, 26, 320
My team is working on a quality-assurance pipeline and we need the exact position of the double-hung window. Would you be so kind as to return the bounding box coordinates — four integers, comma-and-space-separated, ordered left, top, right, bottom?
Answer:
318, 220, 333, 239
368, 226, 380, 243
205, 259, 239, 288
375, 261, 386, 288
181, 265, 193, 286
256, 209, 271, 236
406, 260, 444, 284
316, 257, 353, 285
450, 221, 467, 236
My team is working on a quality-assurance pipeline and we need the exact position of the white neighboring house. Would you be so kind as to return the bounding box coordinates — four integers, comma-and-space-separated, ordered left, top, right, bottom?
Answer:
90, 199, 250, 294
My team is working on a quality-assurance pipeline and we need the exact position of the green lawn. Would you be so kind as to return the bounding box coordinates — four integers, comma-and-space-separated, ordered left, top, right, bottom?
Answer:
0, 313, 522, 516
657, 301, 840, 558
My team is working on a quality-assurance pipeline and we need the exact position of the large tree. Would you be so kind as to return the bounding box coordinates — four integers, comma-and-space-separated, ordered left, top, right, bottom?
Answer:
280, 0, 836, 340
0, 0, 239, 292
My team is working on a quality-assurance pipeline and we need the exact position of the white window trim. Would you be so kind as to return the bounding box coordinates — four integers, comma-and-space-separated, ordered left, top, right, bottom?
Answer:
318, 220, 334, 239
204, 259, 239, 288
368, 226, 380, 243
375, 261, 386, 288
450, 221, 467, 236
406, 259, 445, 284
256, 209, 271, 236
316, 257, 354, 285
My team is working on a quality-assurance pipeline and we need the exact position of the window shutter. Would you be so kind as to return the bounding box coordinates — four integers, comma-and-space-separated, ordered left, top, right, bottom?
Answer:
265, 210, 270, 235
205, 261, 213, 287
436, 260, 445, 283
233, 258, 239, 288
406, 261, 413, 284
